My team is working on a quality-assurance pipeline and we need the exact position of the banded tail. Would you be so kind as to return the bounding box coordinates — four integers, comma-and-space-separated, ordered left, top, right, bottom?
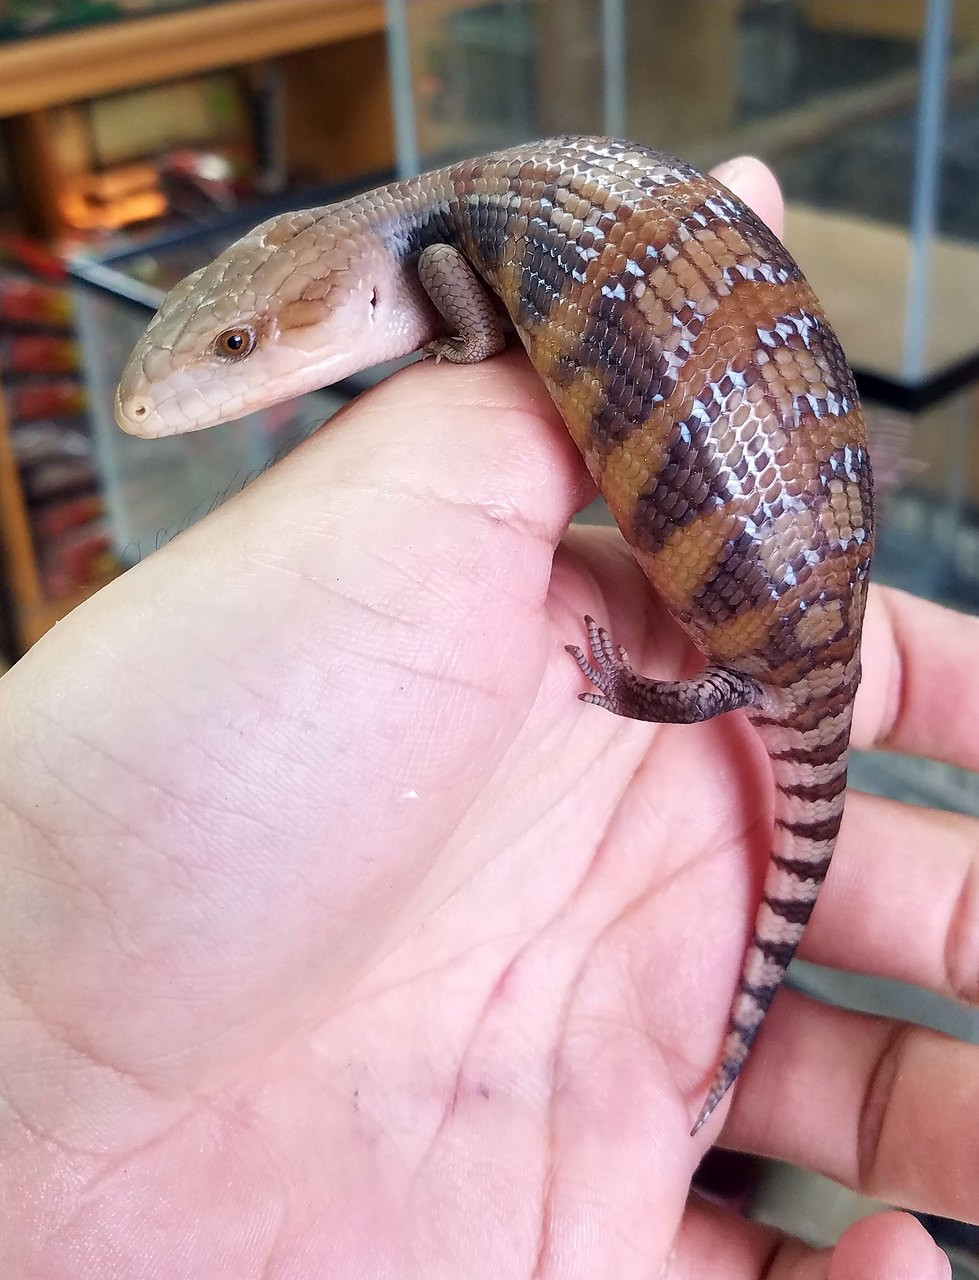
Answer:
690, 683, 856, 1135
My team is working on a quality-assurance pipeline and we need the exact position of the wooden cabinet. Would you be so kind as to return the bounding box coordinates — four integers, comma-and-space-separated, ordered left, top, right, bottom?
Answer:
0, 1, 387, 115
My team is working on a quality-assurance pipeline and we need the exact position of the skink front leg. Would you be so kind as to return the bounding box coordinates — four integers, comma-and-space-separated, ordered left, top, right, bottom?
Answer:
417, 244, 507, 364
567, 616, 760, 723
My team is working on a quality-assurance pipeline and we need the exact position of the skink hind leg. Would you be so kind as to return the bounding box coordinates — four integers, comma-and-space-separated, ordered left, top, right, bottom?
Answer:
417, 244, 507, 364
566, 616, 759, 723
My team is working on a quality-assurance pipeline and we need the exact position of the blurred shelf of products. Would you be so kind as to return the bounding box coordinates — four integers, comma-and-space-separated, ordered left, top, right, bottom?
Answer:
0, 0, 976, 1265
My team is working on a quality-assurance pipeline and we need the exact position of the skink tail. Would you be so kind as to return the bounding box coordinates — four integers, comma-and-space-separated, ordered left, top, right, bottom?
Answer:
691, 693, 855, 1135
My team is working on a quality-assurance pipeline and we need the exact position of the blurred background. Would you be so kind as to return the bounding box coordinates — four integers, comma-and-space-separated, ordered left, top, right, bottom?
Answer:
0, 0, 976, 1266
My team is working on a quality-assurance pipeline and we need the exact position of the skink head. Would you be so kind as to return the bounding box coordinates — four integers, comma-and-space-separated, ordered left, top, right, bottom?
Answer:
115, 209, 424, 437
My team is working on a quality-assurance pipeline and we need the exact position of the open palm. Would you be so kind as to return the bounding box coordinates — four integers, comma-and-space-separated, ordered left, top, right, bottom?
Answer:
3, 168, 975, 1280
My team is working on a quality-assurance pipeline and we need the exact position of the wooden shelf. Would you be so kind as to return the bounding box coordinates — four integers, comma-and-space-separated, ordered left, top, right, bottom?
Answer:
0, 385, 41, 612
0, 385, 117, 654
0, 0, 386, 116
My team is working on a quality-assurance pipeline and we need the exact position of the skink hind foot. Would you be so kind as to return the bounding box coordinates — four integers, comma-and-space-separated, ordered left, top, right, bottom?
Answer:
566, 615, 759, 725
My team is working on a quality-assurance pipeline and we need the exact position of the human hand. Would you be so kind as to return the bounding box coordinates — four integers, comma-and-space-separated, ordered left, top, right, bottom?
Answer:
1, 158, 973, 1279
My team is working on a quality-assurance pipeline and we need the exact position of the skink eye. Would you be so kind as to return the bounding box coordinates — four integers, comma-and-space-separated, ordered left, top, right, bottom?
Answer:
214, 326, 256, 359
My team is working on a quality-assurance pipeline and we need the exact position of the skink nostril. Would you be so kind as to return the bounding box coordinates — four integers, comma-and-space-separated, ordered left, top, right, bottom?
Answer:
115, 392, 156, 434
120, 396, 152, 424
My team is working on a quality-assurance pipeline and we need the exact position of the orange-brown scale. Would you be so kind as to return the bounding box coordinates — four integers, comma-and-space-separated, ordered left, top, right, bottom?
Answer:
501, 203, 870, 684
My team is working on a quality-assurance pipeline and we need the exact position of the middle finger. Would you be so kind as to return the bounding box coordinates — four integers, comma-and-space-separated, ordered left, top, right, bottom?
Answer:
799, 790, 979, 1006
721, 989, 979, 1224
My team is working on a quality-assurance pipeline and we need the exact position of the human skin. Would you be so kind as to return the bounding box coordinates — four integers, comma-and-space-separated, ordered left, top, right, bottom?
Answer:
0, 157, 975, 1278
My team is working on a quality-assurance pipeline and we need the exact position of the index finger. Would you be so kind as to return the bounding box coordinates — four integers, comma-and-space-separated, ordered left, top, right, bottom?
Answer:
854, 586, 979, 772
711, 155, 785, 238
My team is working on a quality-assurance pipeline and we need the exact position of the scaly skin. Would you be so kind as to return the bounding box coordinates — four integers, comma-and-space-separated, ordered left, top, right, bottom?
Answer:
116, 135, 874, 1133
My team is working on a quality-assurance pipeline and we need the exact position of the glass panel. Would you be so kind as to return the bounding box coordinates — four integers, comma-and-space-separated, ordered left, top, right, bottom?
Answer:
388, 0, 979, 607
390, 1, 979, 391
384, 3, 979, 1252
387, 0, 610, 168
